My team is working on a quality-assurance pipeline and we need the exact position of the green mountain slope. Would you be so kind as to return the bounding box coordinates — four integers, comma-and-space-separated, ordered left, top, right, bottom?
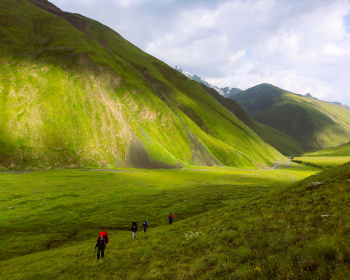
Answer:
302, 141, 350, 157
230, 83, 350, 151
292, 142, 350, 169
1, 163, 349, 279
201, 84, 304, 156
0, 0, 284, 169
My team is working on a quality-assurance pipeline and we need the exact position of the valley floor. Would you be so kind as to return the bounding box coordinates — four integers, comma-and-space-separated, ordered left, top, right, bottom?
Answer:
3, 161, 350, 279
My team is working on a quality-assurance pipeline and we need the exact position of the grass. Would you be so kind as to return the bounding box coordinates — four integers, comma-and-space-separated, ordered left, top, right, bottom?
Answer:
201, 84, 305, 157
231, 84, 350, 151
302, 142, 350, 157
3, 162, 350, 279
1, 2, 349, 278
0, 163, 318, 262
292, 143, 350, 169
0, 0, 284, 169
293, 156, 350, 169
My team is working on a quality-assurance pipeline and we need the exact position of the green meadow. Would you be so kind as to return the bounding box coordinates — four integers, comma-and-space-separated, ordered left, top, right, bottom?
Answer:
0, 163, 320, 278
293, 156, 350, 169
293, 142, 350, 169
301, 142, 350, 158
1, 1, 350, 279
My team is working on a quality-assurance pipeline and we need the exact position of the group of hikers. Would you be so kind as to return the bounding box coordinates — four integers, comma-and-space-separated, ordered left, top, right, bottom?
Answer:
130, 220, 148, 238
95, 213, 174, 260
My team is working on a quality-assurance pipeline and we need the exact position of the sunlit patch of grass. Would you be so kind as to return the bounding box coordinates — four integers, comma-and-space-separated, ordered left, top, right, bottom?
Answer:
293, 156, 350, 168
302, 142, 350, 157
0, 165, 318, 261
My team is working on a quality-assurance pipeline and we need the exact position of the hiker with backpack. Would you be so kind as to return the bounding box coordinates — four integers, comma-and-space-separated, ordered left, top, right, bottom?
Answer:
131, 222, 137, 238
95, 231, 108, 261
142, 221, 149, 232
168, 213, 174, 225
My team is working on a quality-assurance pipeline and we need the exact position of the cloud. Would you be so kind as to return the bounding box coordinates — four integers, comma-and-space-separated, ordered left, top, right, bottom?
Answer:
48, 0, 350, 105
113, 0, 173, 9
192, 0, 350, 104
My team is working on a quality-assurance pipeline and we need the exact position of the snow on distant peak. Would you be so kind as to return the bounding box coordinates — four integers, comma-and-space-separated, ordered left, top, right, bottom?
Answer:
174, 66, 242, 97
174, 66, 221, 94
174, 66, 194, 79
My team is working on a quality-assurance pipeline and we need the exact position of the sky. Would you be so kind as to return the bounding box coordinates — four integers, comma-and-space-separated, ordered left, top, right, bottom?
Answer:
49, 0, 350, 105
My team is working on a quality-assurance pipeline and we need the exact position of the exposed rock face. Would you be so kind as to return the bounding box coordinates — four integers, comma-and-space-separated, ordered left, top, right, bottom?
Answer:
307, 182, 326, 190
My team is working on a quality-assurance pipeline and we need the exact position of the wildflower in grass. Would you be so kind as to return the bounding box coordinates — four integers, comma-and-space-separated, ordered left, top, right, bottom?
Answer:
250, 265, 262, 275
184, 231, 204, 240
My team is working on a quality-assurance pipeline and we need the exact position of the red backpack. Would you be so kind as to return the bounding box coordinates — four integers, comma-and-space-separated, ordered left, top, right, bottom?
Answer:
99, 231, 109, 244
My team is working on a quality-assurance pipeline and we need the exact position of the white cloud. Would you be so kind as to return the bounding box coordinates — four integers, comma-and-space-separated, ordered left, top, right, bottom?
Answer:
228, 50, 246, 64
322, 44, 350, 56
114, 0, 173, 8
47, 0, 350, 105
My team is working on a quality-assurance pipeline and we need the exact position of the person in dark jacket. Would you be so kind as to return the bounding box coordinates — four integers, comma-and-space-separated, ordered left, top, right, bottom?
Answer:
95, 233, 107, 260
142, 221, 148, 232
131, 222, 137, 238
168, 213, 174, 225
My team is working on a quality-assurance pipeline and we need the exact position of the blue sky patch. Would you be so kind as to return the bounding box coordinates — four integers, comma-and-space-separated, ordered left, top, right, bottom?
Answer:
344, 13, 350, 33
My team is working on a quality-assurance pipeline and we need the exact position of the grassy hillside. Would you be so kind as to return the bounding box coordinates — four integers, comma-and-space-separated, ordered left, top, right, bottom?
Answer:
302, 142, 350, 157
0, 0, 283, 169
3, 163, 350, 279
201, 84, 304, 156
0, 164, 319, 278
293, 156, 350, 169
291, 142, 350, 169
230, 84, 350, 151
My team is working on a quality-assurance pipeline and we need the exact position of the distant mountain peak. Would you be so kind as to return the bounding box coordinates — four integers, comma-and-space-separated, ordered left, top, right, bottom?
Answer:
174, 66, 242, 97
305, 93, 318, 100
305, 92, 349, 110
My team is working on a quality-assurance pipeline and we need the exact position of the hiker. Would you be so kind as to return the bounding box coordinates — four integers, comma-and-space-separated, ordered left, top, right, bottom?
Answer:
168, 213, 174, 225
142, 221, 149, 232
95, 232, 108, 261
131, 222, 138, 238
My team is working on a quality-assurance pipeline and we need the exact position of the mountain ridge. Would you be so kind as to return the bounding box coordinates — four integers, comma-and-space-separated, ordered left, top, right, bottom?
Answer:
304, 92, 350, 110
175, 65, 350, 110
200, 84, 305, 156
230, 83, 350, 151
0, 0, 283, 169
174, 66, 242, 97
